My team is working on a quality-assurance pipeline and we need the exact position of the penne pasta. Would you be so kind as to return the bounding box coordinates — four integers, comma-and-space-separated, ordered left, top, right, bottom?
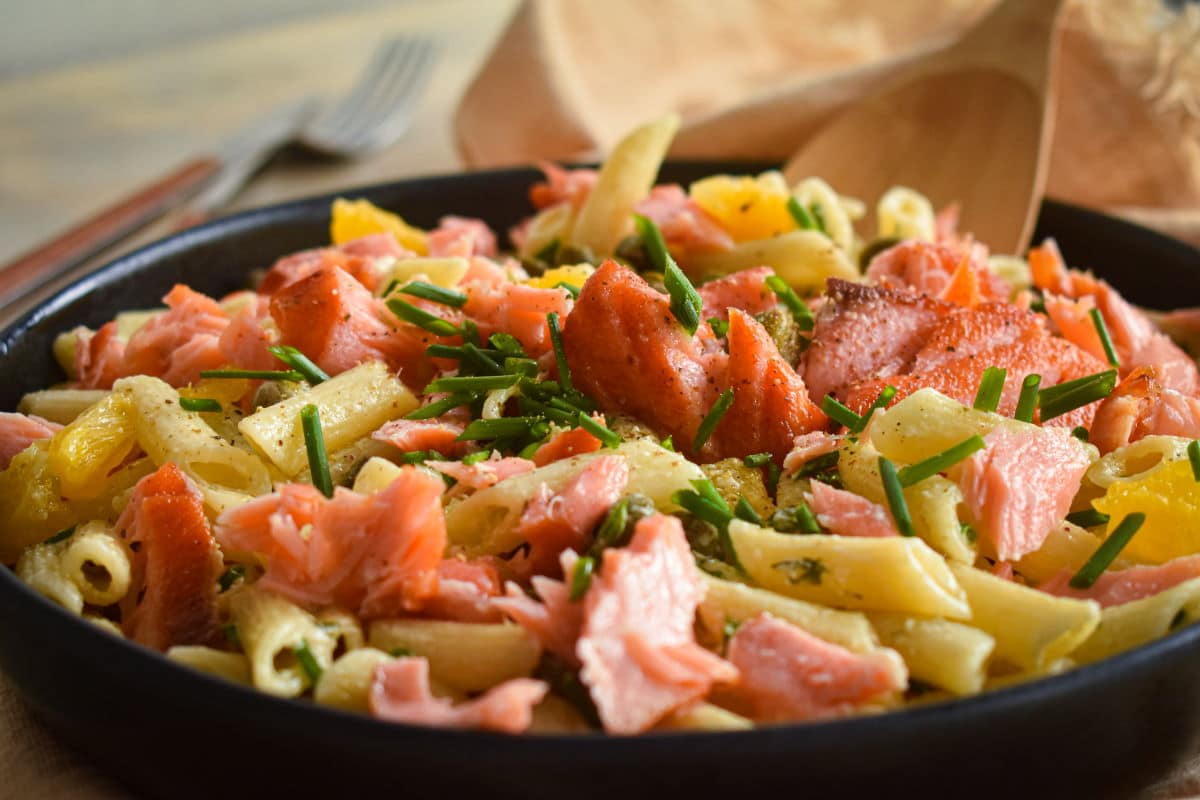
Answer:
58, 521, 131, 607
367, 619, 541, 693
314, 648, 392, 712
876, 186, 936, 242
168, 646, 253, 685
376, 256, 469, 294
657, 702, 754, 732
869, 613, 994, 695
15, 538, 83, 614
1015, 521, 1114, 584
790, 177, 857, 251
18, 389, 109, 425
1072, 577, 1200, 665
351, 456, 406, 495
229, 586, 337, 698
686, 230, 858, 293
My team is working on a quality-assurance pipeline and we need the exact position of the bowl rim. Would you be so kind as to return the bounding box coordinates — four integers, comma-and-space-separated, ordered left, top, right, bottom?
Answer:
4, 162, 1200, 753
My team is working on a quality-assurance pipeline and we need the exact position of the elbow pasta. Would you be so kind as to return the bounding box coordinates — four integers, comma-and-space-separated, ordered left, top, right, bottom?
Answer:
6, 120, 1200, 737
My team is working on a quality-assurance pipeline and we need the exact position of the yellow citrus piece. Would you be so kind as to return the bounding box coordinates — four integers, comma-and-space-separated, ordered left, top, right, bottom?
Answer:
526, 264, 595, 291
330, 198, 428, 254
46, 392, 137, 500
179, 378, 251, 406
689, 172, 795, 242
1093, 458, 1200, 564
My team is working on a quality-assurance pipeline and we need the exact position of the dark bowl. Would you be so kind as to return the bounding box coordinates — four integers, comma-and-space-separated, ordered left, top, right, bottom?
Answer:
2, 163, 1199, 800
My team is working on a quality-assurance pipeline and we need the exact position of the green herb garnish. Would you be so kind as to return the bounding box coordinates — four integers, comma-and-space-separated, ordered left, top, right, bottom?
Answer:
743, 453, 772, 468
424, 374, 520, 394
973, 367, 1007, 413
765, 275, 815, 331
786, 196, 819, 231
200, 368, 304, 381
896, 435, 986, 487
1066, 508, 1110, 528
770, 504, 820, 534
462, 450, 491, 466
694, 389, 735, 452
547, 311, 573, 392
878, 456, 915, 536
294, 639, 324, 683
401, 281, 468, 308
386, 296, 459, 336
821, 395, 863, 431
179, 397, 222, 413
457, 416, 538, 441
217, 564, 245, 592
405, 393, 473, 420
1189, 440, 1200, 482
772, 557, 827, 585
389, 647, 412, 657
1014, 374, 1041, 423
45, 526, 76, 544
708, 317, 729, 338
578, 413, 621, 448
1069, 512, 1146, 589
1071, 426, 1090, 442
859, 385, 898, 431
1037, 370, 1118, 421
1089, 308, 1120, 368
733, 497, 763, 526
554, 281, 581, 299
300, 404, 333, 498
634, 214, 701, 335
568, 556, 596, 601
268, 344, 330, 384
661, 436, 675, 452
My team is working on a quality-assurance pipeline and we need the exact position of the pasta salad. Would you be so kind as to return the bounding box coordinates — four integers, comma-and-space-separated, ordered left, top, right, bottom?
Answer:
5, 115, 1200, 735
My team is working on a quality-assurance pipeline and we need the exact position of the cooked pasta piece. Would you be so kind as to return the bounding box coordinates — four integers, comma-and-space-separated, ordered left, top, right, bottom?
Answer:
115, 376, 272, 514
445, 438, 703, 556
238, 361, 417, 477
948, 563, 1100, 671
16, 539, 82, 614
367, 619, 541, 693
376, 256, 469, 294
516, 204, 574, 260
351, 456, 405, 495
52, 327, 85, 378
314, 648, 393, 711
1072, 577, 1200, 664
1015, 521, 1114, 584
529, 695, 593, 734
167, 646, 253, 685
114, 309, 161, 339
657, 702, 754, 732
18, 389, 109, 425
686, 230, 858, 293
728, 520, 970, 619
569, 114, 680, 256
790, 177, 857, 251
229, 586, 337, 698
58, 521, 131, 607
1085, 435, 1189, 491
868, 613, 994, 695
697, 572, 879, 654
877, 186, 935, 242
316, 607, 365, 654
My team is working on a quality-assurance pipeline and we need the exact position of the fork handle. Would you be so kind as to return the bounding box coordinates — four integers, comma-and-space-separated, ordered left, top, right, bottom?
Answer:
0, 156, 221, 308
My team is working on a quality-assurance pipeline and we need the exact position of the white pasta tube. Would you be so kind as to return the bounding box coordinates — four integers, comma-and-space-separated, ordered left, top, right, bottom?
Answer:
239, 361, 417, 477
790, 177, 856, 251
228, 586, 337, 698
376, 257, 469, 294
314, 648, 392, 712
1085, 435, 1189, 491
869, 613, 995, 696
1072, 577, 1200, 664
729, 520, 970, 619
15, 539, 82, 614
315, 607, 365, 655
877, 186, 936, 242
167, 646, 253, 685
59, 521, 131, 607
367, 620, 541, 692
352, 456, 405, 495
657, 703, 754, 732
18, 389, 110, 425
686, 230, 858, 293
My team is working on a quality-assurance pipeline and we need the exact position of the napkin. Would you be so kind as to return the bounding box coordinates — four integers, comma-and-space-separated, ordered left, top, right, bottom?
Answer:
455, 0, 1200, 246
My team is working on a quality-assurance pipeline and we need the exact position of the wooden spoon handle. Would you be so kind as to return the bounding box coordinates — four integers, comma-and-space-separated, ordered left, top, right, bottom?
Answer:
953, 0, 1066, 89
0, 156, 221, 308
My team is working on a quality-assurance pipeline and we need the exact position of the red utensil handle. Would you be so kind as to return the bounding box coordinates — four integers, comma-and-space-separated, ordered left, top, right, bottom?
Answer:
0, 156, 221, 308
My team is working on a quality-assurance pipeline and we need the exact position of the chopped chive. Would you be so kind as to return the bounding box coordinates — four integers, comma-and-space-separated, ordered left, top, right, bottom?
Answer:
457, 417, 538, 441
401, 281, 468, 308
793, 504, 821, 533
380, 277, 401, 298
268, 345, 330, 384
460, 319, 482, 347
660, 436, 675, 452
179, 397, 222, 413
960, 522, 977, 545
878, 456, 915, 536
672, 484, 746, 576
743, 452, 772, 468
692, 478, 728, 510
1037, 370, 1118, 421
301, 404, 333, 498
405, 393, 473, 420
1071, 426, 1090, 442
546, 312, 573, 392
897, 435, 986, 487
389, 647, 412, 657
973, 367, 1007, 412
1189, 440, 1200, 481
635, 214, 702, 335
708, 317, 729, 338
400, 450, 439, 465
517, 439, 544, 459
859, 385, 898, 431
795, 450, 839, 479
222, 623, 240, 646
462, 450, 491, 466
591, 498, 632, 557
821, 395, 863, 431
765, 275, 815, 331
734, 497, 763, 525
489, 333, 526, 357
45, 526, 76, 544
425, 343, 500, 360
554, 281, 581, 299
1066, 508, 1110, 528
386, 297, 459, 336
424, 374, 519, 394
1089, 308, 1120, 368
810, 204, 828, 234
294, 639, 324, 683
1069, 512, 1146, 589
199, 368, 304, 381
694, 389, 735, 452
769, 505, 821, 534
765, 461, 782, 495
1014, 374, 1041, 423
534, 238, 559, 264
858, 237, 901, 270
217, 564, 245, 592
578, 413, 621, 448
568, 556, 596, 601
787, 196, 819, 231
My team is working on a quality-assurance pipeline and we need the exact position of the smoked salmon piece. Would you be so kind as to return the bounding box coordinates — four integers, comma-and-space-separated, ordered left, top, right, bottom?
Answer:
803, 279, 951, 402
529, 162, 597, 210
634, 184, 734, 257
710, 309, 826, 461
563, 260, 727, 455
0, 413, 61, 470
214, 467, 447, 618
722, 613, 906, 723
530, 425, 603, 467
494, 550, 584, 666
1038, 555, 1200, 608
373, 418, 469, 459
426, 456, 536, 498
418, 557, 505, 623
270, 266, 436, 382
75, 321, 127, 390
577, 514, 738, 734
463, 281, 571, 359
807, 480, 898, 538
257, 234, 399, 295
1089, 368, 1200, 454
217, 294, 278, 372
782, 431, 841, 475
866, 239, 1005, 301
115, 463, 222, 651
697, 266, 776, 322
957, 427, 1093, 562
370, 657, 547, 733
512, 455, 629, 577
122, 285, 230, 387
909, 302, 1045, 373
427, 216, 498, 259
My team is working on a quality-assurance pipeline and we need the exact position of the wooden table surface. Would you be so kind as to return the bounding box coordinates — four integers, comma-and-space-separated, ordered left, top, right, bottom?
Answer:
0, 0, 518, 322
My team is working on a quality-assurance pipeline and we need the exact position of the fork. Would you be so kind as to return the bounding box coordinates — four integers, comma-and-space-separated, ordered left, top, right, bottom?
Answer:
0, 35, 438, 309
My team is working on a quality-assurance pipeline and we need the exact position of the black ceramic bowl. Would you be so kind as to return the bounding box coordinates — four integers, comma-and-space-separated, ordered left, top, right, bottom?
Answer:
2, 163, 1199, 800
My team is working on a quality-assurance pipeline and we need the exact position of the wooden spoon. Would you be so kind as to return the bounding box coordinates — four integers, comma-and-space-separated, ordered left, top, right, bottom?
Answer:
782, 0, 1065, 256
